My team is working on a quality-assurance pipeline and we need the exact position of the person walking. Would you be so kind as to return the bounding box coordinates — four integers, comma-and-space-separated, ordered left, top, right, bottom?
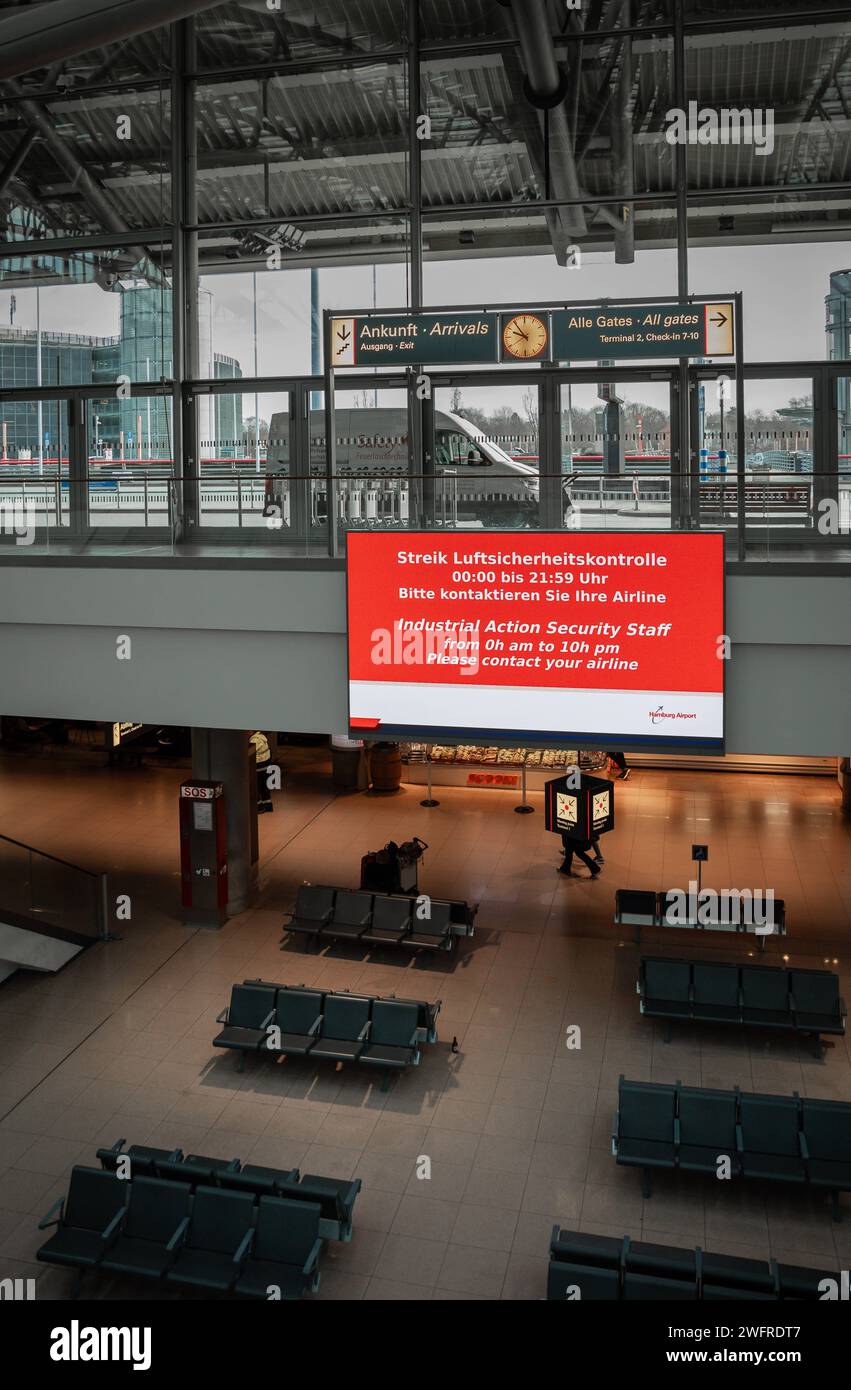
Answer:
607, 750, 630, 780
590, 835, 605, 865
559, 833, 602, 878
250, 730, 274, 813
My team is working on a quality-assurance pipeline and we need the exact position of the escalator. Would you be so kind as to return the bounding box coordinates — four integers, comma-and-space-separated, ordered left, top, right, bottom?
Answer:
0, 834, 103, 983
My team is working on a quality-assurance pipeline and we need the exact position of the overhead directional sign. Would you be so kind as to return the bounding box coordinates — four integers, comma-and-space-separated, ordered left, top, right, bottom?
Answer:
330, 311, 496, 367
552, 301, 735, 360
329, 301, 736, 368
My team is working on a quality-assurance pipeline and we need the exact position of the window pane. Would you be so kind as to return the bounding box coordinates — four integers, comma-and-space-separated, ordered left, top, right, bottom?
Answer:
0, 247, 173, 387
198, 221, 411, 376
0, 88, 171, 237
194, 65, 408, 224
195, 1, 405, 67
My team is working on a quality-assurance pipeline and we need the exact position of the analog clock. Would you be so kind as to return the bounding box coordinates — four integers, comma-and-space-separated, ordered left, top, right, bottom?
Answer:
502, 313, 549, 360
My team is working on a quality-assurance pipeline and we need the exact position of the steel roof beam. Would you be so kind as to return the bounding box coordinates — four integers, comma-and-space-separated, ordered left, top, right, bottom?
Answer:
0, 0, 226, 80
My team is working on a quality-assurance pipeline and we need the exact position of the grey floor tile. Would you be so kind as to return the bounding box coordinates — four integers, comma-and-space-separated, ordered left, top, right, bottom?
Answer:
378, 1234, 448, 1288
436, 1242, 509, 1298
391, 1194, 459, 1242
450, 1202, 518, 1252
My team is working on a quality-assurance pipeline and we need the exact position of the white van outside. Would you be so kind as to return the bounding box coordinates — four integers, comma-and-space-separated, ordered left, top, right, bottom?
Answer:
264, 407, 539, 528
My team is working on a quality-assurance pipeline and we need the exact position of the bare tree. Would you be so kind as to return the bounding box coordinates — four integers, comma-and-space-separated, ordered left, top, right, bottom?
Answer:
521, 387, 539, 450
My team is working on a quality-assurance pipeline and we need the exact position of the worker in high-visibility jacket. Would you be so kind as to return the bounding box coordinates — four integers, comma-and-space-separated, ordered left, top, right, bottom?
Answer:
250, 731, 274, 813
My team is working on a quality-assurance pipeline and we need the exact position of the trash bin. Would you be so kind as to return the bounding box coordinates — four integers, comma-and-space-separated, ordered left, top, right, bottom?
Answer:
331, 734, 365, 791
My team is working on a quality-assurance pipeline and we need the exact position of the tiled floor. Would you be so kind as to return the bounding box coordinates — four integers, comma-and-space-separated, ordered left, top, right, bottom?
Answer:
0, 748, 849, 1300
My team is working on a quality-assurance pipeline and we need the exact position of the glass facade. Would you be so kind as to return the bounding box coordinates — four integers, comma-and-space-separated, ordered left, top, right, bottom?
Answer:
0, 1, 846, 554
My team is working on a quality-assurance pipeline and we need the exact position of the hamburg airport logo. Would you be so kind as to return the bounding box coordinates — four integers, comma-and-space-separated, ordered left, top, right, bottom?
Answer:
649, 705, 697, 725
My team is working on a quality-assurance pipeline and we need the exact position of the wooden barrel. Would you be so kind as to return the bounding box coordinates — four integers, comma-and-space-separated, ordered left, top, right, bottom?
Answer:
370, 743, 402, 792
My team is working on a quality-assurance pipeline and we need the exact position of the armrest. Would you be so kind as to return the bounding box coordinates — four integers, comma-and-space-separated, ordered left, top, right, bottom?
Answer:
262, 1009, 275, 1028
612, 1109, 620, 1144
342, 1179, 361, 1209
407, 1029, 419, 1048
216, 1007, 229, 1024
673, 1116, 681, 1145
799, 1132, 810, 1160
302, 1238, 323, 1275
109, 1137, 126, 1155
101, 1208, 125, 1242
841, 997, 848, 1019
166, 1216, 189, 1252
285, 1168, 300, 1183
309, 1013, 323, 1036
233, 1227, 254, 1264
226, 1158, 241, 1172
735, 1122, 744, 1155
38, 1196, 64, 1230
357, 1021, 371, 1042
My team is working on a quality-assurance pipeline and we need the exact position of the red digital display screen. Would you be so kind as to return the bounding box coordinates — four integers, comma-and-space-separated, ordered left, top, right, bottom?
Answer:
346, 531, 725, 750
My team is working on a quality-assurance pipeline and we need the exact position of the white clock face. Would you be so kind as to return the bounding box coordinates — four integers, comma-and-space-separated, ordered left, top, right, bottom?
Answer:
503, 313, 548, 360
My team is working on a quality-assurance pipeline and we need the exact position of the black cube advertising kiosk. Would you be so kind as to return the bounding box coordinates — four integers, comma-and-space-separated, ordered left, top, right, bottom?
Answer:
544, 772, 615, 842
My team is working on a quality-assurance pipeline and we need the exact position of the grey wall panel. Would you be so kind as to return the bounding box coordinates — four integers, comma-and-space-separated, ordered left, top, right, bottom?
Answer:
1, 624, 848, 754
0, 625, 348, 733
725, 575, 851, 646
0, 566, 849, 753
0, 566, 347, 635
723, 644, 851, 755
1, 566, 849, 645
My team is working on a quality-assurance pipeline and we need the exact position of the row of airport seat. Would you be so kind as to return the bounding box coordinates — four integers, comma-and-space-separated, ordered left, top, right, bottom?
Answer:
613, 1077, 851, 1216
638, 956, 846, 1053
282, 884, 475, 953
615, 887, 786, 938
37, 1167, 323, 1299
94, 1141, 360, 1239
547, 1229, 839, 1300
213, 981, 440, 1083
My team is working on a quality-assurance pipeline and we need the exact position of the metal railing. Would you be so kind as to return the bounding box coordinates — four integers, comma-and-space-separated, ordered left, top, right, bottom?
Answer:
0, 467, 848, 550
0, 833, 105, 940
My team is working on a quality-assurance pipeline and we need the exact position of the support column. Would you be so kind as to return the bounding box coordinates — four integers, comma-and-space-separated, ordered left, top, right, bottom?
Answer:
673, 0, 693, 532
176, 17, 200, 538
190, 728, 258, 917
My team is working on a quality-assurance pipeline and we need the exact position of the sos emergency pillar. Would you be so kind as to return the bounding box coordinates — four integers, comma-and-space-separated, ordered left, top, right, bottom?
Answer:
179, 780, 228, 927
189, 728, 259, 919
